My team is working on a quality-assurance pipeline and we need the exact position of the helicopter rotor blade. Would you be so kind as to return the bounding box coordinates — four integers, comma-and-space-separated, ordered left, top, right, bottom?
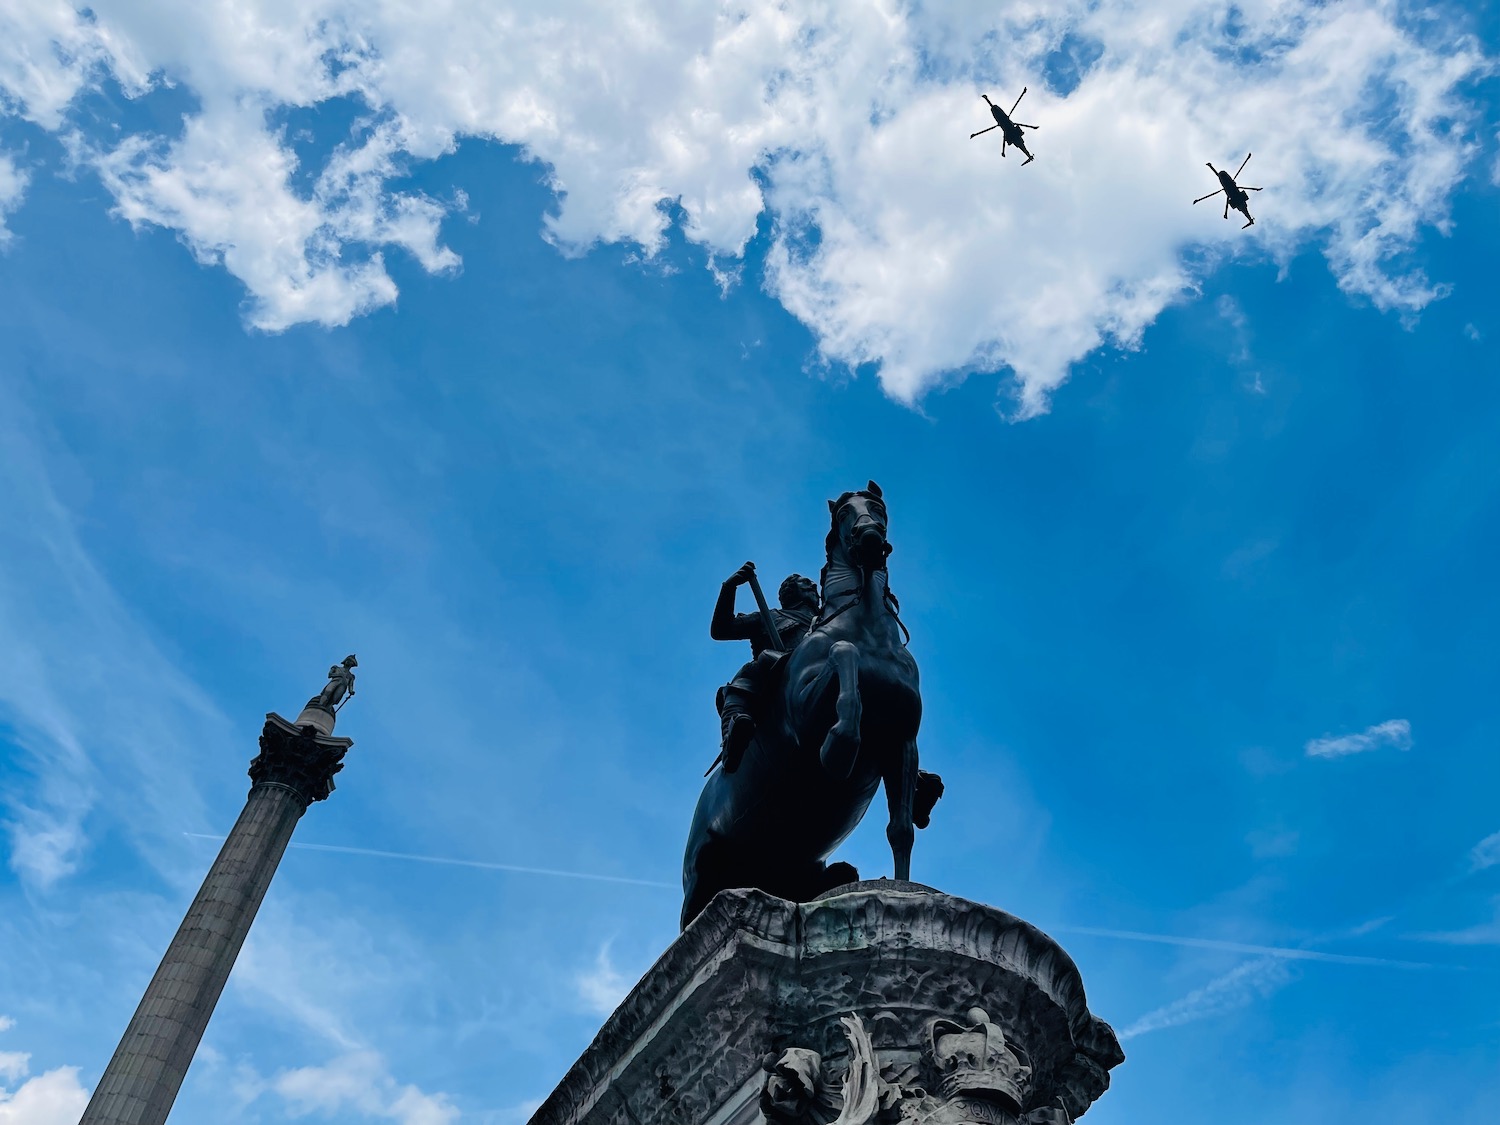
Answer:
1241, 185, 1263, 191
1010, 86, 1027, 115
1015, 123, 1039, 130
1235, 152, 1252, 178
1223, 199, 1230, 219
1192, 189, 1223, 204
969, 124, 1000, 139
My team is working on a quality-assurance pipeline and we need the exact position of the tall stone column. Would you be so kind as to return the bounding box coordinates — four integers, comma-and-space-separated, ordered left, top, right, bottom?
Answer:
79, 703, 354, 1125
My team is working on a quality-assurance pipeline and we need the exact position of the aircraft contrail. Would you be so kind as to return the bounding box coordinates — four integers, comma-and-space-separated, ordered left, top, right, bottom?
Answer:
1048, 924, 1446, 970
182, 833, 676, 889
179, 834, 1457, 962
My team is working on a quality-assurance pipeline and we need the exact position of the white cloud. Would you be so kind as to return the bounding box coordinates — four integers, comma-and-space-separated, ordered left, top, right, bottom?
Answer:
574, 942, 630, 1017
273, 1050, 458, 1125
0, 151, 27, 244
1468, 830, 1500, 873
1304, 718, 1412, 759
0, 2, 149, 129
0, 1, 1488, 410
1119, 957, 1294, 1040
88, 108, 459, 331
0, 1067, 89, 1125
0, 1022, 89, 1125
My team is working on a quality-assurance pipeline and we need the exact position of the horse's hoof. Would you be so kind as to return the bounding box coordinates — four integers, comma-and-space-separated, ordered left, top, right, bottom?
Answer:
820, 725, 860, 779
914, 770, 945, 829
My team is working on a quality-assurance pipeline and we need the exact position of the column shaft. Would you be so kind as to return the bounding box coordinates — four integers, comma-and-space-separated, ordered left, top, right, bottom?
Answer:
78, 783, 306, 1125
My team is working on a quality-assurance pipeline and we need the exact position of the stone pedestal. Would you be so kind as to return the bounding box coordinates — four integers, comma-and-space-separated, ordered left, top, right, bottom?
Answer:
531, 882, 1122, 1125
78, 714, 352, 1125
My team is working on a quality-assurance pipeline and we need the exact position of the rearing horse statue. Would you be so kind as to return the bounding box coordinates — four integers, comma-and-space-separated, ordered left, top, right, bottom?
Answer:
681, 482, 942, 927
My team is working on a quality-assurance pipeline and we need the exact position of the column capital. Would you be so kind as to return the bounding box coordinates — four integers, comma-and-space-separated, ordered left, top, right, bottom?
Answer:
249, 713, 354, 806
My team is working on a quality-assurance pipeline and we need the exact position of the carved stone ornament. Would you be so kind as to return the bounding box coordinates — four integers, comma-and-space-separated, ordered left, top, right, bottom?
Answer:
764, 1007, 1048, 1125
249, 714, 353, 806
528, 881, 1121, 1125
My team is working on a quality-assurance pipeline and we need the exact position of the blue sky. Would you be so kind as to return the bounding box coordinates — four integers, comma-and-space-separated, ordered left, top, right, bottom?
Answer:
2, 2, 1499, 1123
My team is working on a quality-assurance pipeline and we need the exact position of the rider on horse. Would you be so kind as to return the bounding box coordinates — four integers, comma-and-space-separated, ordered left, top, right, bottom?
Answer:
683, 483, 945, 927
711, 563, 819, 773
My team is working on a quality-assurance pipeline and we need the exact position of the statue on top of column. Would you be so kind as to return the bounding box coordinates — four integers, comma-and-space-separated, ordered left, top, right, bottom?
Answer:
308, 655, 358, 712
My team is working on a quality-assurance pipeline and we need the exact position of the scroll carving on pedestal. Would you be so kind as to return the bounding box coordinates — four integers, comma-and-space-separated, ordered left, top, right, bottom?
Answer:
761, 1009, 1076, 1125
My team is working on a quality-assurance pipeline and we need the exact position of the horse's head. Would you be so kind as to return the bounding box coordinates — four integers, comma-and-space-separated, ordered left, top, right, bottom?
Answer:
827, 480, 891, 570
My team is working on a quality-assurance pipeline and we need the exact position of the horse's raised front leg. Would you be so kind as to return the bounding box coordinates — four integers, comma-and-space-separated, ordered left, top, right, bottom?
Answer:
884, 738, 918, 881
819, 640, 862, 779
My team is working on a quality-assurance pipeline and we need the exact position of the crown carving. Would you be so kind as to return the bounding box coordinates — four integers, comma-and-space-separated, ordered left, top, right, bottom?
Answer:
928, 1008, 1031, 1112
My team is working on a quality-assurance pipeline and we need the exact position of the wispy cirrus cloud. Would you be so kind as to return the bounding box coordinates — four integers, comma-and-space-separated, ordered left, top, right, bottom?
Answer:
1119, 957, 1294, 1040
271, 1050, 458, 1125
1051, 924, 1440, 969
1409, 898, 1500, 946
1466, 830, 1500, 873
574, 943, 631, 1017
0, 152, 27, 245
0, 392, 222, 888
0, 1, 1488, 412
1304, 719, 1412, 759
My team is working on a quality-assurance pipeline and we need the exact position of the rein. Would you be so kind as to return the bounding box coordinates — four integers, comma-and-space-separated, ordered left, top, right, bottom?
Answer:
809, 571, 911, 647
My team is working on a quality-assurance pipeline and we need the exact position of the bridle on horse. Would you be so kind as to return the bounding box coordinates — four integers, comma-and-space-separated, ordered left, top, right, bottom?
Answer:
808, 579, 912, 647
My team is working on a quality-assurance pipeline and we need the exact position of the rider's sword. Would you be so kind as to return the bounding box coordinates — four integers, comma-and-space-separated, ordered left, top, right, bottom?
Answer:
744, 568, 789, 654
703, 567, 790, 778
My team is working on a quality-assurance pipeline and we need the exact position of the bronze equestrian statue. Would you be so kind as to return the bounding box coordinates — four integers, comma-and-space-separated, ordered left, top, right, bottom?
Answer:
682, 482, 943, 927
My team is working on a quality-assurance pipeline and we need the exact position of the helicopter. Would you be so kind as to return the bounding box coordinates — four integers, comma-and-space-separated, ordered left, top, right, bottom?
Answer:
970, 88, 1038, 165
1194, 153, 1262, 228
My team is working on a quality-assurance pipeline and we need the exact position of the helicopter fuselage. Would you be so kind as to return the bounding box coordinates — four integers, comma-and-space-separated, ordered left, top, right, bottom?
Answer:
988, 107, 1030, 153
1216, 171, 1248, 210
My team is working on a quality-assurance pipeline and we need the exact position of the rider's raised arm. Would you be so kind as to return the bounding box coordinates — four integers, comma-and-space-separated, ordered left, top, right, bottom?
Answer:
711, 562, 760, 641
711, 583, 760, 641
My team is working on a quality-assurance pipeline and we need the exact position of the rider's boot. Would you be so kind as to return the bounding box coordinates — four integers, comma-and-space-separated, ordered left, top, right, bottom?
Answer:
720, 709, 755, 773
717, 663, 763, 774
